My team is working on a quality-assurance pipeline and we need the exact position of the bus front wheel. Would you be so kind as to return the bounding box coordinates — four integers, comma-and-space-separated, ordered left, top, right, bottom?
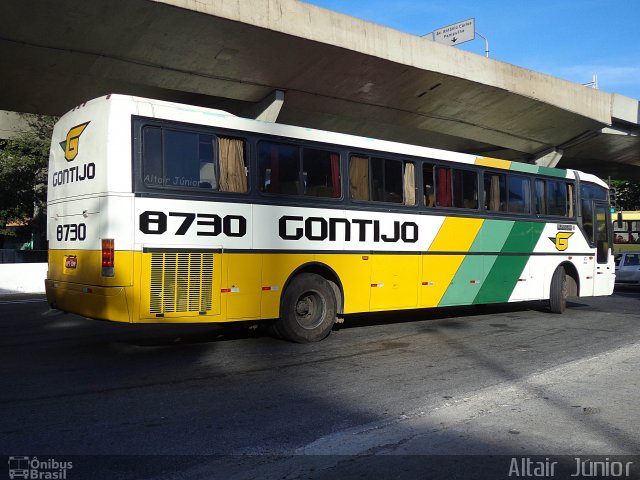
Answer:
276, 273, 337, 343
549, 266, 567, 314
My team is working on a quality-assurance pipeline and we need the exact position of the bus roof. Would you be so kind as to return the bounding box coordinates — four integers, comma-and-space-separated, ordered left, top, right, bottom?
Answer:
64, 94, 608, 189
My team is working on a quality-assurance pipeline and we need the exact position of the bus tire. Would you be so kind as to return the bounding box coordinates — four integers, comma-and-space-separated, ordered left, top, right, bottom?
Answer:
277, 273, 337, 343
549, 266, 567, 314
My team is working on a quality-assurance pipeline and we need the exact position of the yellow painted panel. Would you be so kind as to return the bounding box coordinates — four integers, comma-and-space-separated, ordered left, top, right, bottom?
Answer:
315, 253, 371, 314
260, 254, 314, 319
475, 157, 512, 170
429, 217, 483, 252
370, 255, 419, 310
419, 255, 465, 307
419, 217, 482, 307
225, 254, 262, 320
45, 279, 133, 323
48, 249, 133, 287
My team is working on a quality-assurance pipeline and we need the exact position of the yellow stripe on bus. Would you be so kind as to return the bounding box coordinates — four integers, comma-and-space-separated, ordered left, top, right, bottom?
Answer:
475, 157, 512, 170
420, 217, 483, 307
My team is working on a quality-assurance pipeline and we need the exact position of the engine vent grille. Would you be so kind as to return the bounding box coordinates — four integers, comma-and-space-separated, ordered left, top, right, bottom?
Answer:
150, 252, 213, 314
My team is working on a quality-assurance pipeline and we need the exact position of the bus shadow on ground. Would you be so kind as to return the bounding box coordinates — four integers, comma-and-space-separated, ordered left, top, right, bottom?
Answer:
339, 300, 560, 331
115, 299, 594, 347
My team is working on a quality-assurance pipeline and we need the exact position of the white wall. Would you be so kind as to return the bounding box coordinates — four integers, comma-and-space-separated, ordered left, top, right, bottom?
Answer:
0, 263, 46, 294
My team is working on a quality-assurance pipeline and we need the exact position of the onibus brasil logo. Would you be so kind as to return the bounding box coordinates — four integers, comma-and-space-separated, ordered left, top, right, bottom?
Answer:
8, 456, 73, 479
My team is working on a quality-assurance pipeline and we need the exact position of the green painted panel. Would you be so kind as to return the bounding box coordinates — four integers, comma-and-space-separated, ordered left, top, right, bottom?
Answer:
473, 222, 546, 304
437, 220, 547, 307
509, 162, 539, 174
537, 166, 567, 178
501, 222, 545, 252
474, 255, 529, 304
438, 219, 512, 306
439, 255, 484, 306
470, 219, 514, 252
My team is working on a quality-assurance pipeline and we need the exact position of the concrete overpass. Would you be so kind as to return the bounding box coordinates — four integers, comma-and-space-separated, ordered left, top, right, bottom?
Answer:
1, 0, 638, 179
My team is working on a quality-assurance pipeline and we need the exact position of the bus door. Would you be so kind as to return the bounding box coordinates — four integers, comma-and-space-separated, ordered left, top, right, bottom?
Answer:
593, 200, 613, 295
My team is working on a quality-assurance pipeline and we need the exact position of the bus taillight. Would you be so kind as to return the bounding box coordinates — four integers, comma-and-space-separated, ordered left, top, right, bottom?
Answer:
102, 238, 115, 277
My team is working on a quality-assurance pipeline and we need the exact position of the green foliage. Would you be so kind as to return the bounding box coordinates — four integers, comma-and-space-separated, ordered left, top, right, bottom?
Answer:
0, 114, 57, 243
610, 179, 640, 211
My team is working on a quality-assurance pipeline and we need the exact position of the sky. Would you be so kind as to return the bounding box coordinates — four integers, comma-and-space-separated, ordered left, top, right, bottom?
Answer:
304, 0, 640, 100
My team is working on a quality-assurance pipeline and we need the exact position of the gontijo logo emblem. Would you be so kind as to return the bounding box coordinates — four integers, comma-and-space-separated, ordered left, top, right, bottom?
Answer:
549, 232, 574, 251
59, 122, 90, 161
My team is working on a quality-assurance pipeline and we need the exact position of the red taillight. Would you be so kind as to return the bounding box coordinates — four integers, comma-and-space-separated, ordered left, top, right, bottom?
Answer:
102, 239, 115, 276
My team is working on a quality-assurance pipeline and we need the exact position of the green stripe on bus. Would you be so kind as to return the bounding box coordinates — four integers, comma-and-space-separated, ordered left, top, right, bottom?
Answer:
537, 166, 567, 178
473, 222, 546, 304
438, 220, 513, 306
509, 162, 539, 174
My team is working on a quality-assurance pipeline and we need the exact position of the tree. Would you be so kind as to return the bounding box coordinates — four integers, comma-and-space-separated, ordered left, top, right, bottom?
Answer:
0, 114, 57, 249
610, 179, 640, 211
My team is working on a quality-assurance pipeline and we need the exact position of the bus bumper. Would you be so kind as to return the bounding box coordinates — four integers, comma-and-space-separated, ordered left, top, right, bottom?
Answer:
45, 279, 132, 323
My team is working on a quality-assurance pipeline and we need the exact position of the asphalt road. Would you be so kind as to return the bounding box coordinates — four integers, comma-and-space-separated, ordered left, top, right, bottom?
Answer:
1, 290, 639, 479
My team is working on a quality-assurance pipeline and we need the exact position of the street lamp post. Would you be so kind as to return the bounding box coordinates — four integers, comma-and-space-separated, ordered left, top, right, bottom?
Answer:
475, 31, 489, 57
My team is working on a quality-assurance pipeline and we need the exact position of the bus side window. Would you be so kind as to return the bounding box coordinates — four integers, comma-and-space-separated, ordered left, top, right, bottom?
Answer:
164, 129, 208, 189
199, 135, 216, 189
371, 157, 403, 203
452, 169, 478, 209
303, 148, 341, 198
507, 176, 531, 214
142, 126, 162, 185
547, 180, 568, 216
258, 141, 300, 195
423, 163, 435, 207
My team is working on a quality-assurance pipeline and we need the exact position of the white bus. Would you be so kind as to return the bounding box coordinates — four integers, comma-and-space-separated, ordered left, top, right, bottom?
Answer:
45, 95, 615, 342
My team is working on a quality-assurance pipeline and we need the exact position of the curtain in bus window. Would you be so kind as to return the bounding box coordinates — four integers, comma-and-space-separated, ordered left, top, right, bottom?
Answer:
485, 173, 502, 211
567, 183, 574, 217
534, 179, 546, 214
403, 162, 416, 206
436, 167, 452, 207
349, 156, 369, 200
522, 178, 531, 213
218, 137, 247, 192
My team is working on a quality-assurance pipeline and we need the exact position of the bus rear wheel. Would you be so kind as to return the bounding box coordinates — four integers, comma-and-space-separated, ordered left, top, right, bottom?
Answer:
276, 273, 337, 343
549, 266, 567, 314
